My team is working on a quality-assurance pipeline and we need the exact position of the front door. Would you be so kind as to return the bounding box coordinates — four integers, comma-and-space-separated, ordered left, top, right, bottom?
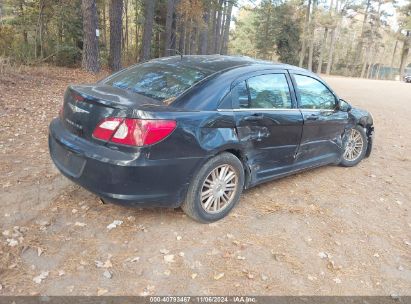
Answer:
233, 72, 304, 182
291, 73, 349, 162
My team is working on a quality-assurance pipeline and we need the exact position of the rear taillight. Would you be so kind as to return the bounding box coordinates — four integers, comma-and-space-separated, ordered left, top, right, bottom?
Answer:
92, 118, 123, 141
92, 118, 177, 146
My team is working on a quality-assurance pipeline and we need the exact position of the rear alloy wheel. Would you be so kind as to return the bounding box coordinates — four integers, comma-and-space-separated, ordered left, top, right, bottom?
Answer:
339, 125, 368, 167
182, 153, 244, 223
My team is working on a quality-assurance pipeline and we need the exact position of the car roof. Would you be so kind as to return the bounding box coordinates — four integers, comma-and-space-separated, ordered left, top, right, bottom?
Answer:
149, 55, 306, 74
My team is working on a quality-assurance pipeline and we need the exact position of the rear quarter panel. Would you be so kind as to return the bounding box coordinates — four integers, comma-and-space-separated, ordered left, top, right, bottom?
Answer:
141, 110, 238, 160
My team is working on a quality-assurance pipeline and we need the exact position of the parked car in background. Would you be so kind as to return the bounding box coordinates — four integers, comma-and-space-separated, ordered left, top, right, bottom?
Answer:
49, 55, 374, 223
405, 74, 411, 83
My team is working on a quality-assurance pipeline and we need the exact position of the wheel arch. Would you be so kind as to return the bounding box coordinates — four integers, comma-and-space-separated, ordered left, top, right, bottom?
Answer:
355, 117, 374, 158
215, 147, 252, 189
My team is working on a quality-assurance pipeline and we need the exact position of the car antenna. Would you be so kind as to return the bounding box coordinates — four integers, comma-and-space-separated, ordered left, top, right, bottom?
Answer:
166, 49, 183, 60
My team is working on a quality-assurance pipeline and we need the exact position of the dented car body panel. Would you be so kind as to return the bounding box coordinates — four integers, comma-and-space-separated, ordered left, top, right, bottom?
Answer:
49, 55, 374, 207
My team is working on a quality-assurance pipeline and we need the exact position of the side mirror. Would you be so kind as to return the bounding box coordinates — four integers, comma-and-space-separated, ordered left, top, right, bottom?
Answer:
338, 99, 352, 112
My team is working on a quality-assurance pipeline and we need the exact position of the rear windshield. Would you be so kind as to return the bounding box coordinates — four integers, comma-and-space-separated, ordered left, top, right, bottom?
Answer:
104, 62, 212, 103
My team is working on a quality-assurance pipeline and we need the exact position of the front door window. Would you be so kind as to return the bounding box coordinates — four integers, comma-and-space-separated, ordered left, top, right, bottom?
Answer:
294, 75, 336, 110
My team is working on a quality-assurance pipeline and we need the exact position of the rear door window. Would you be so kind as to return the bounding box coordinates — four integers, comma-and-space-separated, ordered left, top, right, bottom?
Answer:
233, 74, 292, 109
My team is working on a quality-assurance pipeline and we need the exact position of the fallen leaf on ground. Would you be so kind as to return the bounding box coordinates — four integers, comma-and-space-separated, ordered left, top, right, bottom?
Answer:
97, 288, 108, 296
214, 273, 224, 280
140, 285, 155, 296
33, 271, 49, 284
6, 239, 18, 247
107, 220, 123, 230
95, 259, 112, 268
164, 254, 175, 264
103, 270, 112, 279
307, 275, 317, 281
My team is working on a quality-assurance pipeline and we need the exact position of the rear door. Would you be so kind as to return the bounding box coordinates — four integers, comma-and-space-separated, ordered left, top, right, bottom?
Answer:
232, 71, 304, 181
291, 73, 349, 161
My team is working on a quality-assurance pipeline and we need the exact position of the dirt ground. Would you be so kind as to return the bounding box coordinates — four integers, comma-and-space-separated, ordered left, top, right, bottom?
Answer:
0, 66, 410, 296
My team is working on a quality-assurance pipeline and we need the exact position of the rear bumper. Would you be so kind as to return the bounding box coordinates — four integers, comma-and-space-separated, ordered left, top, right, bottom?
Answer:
48, 118, 204, 207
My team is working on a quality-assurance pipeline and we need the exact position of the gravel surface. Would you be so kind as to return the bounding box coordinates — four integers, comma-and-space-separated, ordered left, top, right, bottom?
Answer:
0, 67, 410, 295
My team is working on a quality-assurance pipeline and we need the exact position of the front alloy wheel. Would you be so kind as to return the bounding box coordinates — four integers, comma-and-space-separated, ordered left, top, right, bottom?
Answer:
340, 125, 368, 167
343, 128, 364, 162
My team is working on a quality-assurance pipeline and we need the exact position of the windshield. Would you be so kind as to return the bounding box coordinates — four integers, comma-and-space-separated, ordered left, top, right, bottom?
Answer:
104, 62, 212, 103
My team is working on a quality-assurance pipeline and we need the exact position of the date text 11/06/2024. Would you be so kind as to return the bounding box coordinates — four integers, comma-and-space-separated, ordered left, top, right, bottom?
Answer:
149, 296, 257, 303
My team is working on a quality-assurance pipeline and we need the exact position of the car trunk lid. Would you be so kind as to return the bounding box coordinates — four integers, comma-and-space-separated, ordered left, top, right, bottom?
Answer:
61, 84, 162, 141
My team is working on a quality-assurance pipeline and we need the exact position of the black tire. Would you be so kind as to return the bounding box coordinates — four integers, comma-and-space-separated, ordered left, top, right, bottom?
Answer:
339, 125, 368, 167
181, 152, 245, 223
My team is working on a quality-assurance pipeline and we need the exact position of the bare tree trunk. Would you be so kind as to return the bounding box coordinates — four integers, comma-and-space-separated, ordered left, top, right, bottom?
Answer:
198, 10, 209, 54
366, 47, 377, 78
217, 1, 227, 53
221, 1, 233, 55
399, 31, 411, 78
375, 48, 385, 79
39, 0, 45, 58
102, 1, 107, 46
360, 46, 371, 78
185, 18, 191, 54
156, 28, 161, 58
140, 0, 156, 61
317, 27, 328, 74
299, 0, 312, 67
208, 4, 216, 54
164, 0, 175, 56
81, 0, 100, 73
178, 16, 185, 54
34, 0, 45, 59
18, 0, 28, 45
355, 0, 371, 67
326, 25, 338, 75
190, 25, 197, 55
125, 0, 129, 55
213, 0, 223, 54
390, 39, 398, 79
109, 0, 123, 71
307, 0, 317, 71
135, 0, 140, 61
262, 4, 271, 59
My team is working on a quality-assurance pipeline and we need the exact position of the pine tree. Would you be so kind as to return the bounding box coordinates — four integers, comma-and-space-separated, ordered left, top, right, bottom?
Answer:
81, 0, 100, 73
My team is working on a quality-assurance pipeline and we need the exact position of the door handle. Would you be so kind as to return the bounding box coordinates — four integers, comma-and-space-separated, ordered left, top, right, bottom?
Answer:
306, 114, 319, 121
244, 114, 264, 121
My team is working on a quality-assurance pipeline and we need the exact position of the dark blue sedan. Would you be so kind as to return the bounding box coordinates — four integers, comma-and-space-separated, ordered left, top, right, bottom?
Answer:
49, 55, 374, 222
